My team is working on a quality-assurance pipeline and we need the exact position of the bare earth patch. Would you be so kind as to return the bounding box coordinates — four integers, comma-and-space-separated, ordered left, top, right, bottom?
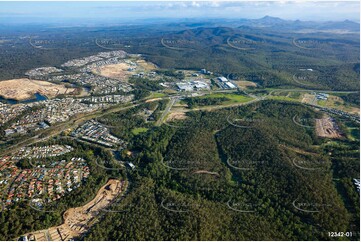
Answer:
145, 98, 162, 103
166, 112, 187, 122
301, 93, 315, 104
233, 80, 257, 88
136, 59, 157, 70
0, 78, 76, 101
315, 117, 343, 138
92, 63, 132, 81
319, 95, 360, 115
22, 179, 127, 241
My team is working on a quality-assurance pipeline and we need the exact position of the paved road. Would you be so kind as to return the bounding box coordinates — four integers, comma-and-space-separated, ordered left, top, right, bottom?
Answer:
1, 87, 358, 156
1, 103, 139, 156
155, 97, 178, 126
268, 89, 359, 95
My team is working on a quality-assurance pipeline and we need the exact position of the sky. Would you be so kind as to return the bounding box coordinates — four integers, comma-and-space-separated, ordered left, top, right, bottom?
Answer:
0, 1, 359, 25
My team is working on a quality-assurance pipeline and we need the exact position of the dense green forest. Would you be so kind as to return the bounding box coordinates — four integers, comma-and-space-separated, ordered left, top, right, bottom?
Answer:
83, 100, 359, 240
0, 24, 359, 91
0, 100, 359, 240
184, 96, 230, 108
0, 19, 359, 241
340, 93, 360, 106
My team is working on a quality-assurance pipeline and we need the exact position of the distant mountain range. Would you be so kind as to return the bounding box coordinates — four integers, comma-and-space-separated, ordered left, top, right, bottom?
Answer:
164, 16, 360, 33
1, 16, 359, 33
237, 16, 360, 32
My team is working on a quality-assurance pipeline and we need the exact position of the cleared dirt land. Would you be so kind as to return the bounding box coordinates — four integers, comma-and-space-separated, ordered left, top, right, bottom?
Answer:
22, 179, 127, 241
315, 117, 343, 138
318, 95, 360, 115
92, 63, 133, 81
166, 111, 187, 122
0, 78, 76, 100
136, 59, 157, 70
233, 80, 257, 88
301, 93, 316, 104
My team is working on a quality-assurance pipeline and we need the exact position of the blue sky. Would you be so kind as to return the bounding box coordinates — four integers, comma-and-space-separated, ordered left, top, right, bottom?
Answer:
0, 1, 359, 25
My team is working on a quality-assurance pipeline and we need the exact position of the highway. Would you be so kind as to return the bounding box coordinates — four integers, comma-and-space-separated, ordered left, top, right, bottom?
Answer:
155, 97, 178, 126
1, 86, 358, 156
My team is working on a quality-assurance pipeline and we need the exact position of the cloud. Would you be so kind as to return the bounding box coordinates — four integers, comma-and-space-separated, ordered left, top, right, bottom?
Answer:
0, 1, 359, 23
191, 1, 201, 8
210, 1, 220, 8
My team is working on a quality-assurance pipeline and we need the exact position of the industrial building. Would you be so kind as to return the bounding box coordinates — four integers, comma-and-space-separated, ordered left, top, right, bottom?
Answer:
176, 81, 210, 92
217, 77, 228, 82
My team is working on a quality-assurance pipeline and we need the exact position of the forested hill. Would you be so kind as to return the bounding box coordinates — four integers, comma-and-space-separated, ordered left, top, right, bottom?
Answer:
85, 100, 360, 241
0, 19, 359, 91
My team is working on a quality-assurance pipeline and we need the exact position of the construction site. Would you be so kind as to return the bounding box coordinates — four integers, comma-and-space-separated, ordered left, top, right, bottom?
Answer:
315, 116, 343, 138
20, 179, 127, 241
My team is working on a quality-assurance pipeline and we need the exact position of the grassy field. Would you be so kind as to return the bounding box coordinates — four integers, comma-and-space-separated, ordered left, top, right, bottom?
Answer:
266, 90, 308, 104
198, 93, 253, 104
149, 92, 166, 98
131, 127, 149, 135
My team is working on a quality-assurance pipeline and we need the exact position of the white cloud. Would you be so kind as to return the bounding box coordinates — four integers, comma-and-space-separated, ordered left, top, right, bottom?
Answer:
191, 1, 201, 8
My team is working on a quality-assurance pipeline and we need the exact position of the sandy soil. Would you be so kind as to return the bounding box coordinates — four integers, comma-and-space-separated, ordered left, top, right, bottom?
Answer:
23, 179, 127, 241
136, 59, 157, 70
233, 80, 257, 88
301, 93, 315, 104
166, 112, 187, 122
145, 98, 162, 103
0, 78, 76, 100
92, 63, 132, 81
315, 117, 343, 138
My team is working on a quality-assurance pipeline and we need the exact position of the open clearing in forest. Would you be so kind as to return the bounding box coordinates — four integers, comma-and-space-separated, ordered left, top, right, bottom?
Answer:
166, 111, 187, 122
315, 116, 343, 138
